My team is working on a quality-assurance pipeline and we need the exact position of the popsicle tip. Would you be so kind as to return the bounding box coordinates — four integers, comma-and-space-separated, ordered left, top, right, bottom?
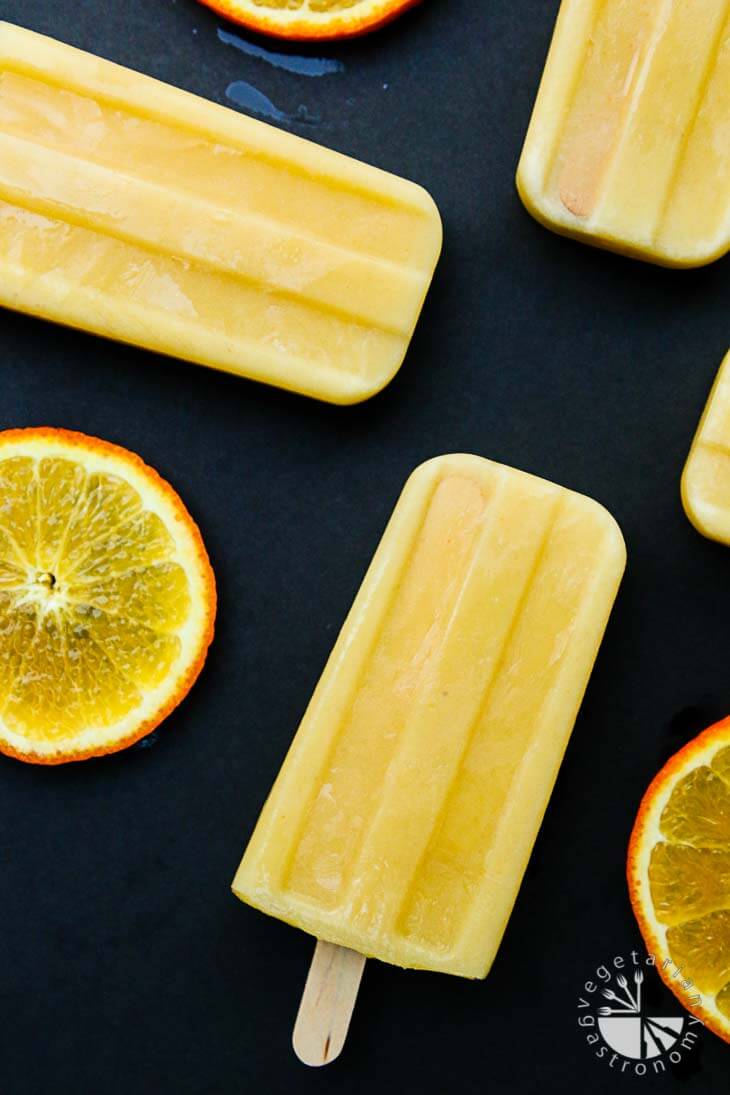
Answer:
292, 1027, 341, 1068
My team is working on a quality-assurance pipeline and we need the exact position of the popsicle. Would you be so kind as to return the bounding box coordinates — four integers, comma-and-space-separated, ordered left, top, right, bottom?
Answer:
683, 350, 730, 543
517, 0, 730, 267
0, 23, 442, 404
233, 454, 625, 1063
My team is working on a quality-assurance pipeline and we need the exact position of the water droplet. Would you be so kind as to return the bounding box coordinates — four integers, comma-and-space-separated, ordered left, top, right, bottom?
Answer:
225, 81, 320, 127
218, 29, 344, 77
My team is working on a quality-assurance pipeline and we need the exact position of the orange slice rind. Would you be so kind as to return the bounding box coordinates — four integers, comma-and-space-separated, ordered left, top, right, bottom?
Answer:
628, 715, 730, 1042
197, 0, 424, 41
0, 428, 216, 765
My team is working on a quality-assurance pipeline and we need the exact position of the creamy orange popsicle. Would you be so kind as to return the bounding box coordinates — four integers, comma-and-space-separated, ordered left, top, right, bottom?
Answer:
234, 455, 625, 979
0, 23, 441, 403
517, 0, 730, 267
683, 350, 730, 543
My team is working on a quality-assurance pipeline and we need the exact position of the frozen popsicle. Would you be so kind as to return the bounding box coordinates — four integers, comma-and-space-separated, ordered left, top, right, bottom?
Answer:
233, 454, 625, 1063
683, 350, 730, 543
0, 23, 441, 403
517, 0, 730, 267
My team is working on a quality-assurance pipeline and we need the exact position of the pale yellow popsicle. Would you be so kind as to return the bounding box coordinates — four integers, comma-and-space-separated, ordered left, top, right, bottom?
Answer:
683, 350, 730, 543
517, 0, 730, 267
234, 455, 625, 978
0, 23, 442, 403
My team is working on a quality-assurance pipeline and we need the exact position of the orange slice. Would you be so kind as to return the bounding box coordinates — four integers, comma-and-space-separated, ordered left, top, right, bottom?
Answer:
197, 0, 424, 40
628, 716, 730, 1042
0, 428, 216, 765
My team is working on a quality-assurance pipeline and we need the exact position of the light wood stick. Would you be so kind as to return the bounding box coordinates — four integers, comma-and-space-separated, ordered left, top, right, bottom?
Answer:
292, 941, 366, 1067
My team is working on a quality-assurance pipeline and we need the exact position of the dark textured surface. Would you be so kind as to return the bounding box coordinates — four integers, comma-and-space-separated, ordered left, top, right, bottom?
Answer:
0, 1, 728, 1092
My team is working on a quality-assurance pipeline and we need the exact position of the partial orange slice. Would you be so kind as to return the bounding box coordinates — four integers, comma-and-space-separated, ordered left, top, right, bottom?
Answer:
0, 428, 216, 764
628, 716, 730, 1042
197, 0, 424, 40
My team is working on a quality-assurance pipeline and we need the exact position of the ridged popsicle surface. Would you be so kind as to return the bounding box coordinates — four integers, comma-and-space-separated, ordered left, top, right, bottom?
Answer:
0, 23, 441, 402
518, 0, 730, 266
683, 351, 730, 544
234, 455, 625, 977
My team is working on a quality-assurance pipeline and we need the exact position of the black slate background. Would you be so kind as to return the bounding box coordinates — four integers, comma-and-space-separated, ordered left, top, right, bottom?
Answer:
1, 1, 729, 1092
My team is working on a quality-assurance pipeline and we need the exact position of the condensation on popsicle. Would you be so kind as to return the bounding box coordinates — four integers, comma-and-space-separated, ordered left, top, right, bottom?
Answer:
234, 455, 626, 980
0, 23, 442, 403
683, 350, 730, 544
517, 0, 730, 267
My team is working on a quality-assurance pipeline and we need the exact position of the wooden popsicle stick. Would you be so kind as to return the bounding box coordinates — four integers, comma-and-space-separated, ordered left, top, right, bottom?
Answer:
293, 941, 366, 1067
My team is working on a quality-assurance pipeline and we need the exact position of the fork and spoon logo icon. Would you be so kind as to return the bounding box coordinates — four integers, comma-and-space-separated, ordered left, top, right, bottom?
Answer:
578, 954, 702, 1075
598, 970, 680, 1058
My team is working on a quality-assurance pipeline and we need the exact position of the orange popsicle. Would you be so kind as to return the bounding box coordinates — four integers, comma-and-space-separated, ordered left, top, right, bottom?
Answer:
683, 350, 730, 543
233, 455, 625, 1060
518, 0, 730, 266
0, 22, 442, 402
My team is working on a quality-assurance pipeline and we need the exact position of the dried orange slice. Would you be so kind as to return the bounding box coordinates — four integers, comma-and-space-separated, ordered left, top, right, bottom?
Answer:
197, 0, 424, 40
628, 716, 730, 1042
0, 428, 215, 765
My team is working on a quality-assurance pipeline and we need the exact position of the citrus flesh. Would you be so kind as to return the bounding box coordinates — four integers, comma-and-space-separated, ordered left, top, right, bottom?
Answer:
196, 0, 423, 40
0, 429, 215, 764
628, 717, 730, 1041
